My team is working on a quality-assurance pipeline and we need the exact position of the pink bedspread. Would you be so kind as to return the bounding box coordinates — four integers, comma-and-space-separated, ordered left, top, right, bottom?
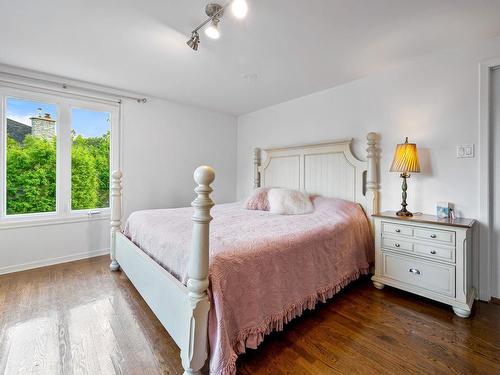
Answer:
123, 197, 374, 374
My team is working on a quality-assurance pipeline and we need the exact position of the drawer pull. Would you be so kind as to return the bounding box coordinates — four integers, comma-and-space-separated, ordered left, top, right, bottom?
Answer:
430, 250, 437, 254
395, 243, 401, 248
395, 229, 401, 233
409, 268, 421, 275
430, 234, 437, 239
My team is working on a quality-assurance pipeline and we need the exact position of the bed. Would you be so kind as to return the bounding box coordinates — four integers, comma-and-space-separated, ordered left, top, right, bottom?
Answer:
109, 133, 380, 374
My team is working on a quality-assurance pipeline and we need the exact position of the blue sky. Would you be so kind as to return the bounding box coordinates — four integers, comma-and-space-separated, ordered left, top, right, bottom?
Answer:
72, 108, 110, 137
6, 98, 109, 138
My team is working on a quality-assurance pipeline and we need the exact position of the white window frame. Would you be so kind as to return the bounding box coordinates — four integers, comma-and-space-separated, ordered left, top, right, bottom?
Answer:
0, 84, 120, 228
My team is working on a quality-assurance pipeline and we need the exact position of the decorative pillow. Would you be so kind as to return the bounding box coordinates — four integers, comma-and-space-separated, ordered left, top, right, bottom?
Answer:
245, 187, 271, 211
268, 188, 314, 215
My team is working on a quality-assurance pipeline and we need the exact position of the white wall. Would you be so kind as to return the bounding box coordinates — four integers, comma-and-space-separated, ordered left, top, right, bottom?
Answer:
121, 97, 237, 219
237, 35, 500, 300
0, 95, 237, 274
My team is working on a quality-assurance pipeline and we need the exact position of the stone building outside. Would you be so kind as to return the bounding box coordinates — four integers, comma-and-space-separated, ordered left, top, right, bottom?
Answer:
30, 109, 56, 139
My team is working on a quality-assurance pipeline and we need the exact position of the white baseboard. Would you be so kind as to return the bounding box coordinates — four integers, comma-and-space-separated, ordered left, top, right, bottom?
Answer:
0, 248, 109, 275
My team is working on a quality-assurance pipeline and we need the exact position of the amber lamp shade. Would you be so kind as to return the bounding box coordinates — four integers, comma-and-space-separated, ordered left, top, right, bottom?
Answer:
390, 137, 420, 216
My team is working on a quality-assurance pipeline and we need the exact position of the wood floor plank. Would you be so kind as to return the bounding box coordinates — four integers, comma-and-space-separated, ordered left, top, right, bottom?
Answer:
0, 255, 499, 374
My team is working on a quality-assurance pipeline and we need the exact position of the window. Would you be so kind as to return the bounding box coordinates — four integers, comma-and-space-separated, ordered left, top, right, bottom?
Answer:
6, 98, 58, 215
0, 86, 119, 223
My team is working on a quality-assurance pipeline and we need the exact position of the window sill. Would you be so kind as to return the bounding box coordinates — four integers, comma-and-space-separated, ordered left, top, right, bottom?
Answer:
0, 213, 111, 230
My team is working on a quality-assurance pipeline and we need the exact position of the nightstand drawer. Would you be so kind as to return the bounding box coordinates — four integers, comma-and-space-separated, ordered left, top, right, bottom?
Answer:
383, 222, 413, 237
382, 237, 413, 252
382, 252, 455, 297
414, 227, 455, 245
414, 243, 455, 263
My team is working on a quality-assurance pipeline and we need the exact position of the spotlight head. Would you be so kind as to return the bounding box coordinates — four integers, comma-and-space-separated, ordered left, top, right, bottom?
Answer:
205, 3, 223, 39
232, 0, 248, 19
186, 31, 200, 51
205, 18, 220, 39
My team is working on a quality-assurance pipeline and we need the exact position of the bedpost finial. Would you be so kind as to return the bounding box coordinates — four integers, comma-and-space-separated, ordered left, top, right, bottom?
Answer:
112, 170, 123, 180
367, 132, 377, 142
253, 147, 261, 159
194, 166, 215, 186
366, 132, 378, 158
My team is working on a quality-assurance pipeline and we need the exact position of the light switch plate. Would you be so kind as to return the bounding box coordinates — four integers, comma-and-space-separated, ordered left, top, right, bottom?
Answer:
456, 144, 474, 158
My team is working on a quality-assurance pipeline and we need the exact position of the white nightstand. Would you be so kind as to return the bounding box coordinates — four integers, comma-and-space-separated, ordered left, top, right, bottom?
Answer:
371, 211, 477, 318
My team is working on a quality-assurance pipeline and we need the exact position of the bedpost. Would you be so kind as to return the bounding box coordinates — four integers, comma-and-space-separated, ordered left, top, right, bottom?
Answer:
253, 147, 261, 189
182, 166, 215, 375
110, 170, 123, 271
366, 132, 380, 227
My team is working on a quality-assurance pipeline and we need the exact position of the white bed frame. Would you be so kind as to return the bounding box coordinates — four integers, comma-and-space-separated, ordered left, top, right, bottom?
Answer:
110, 133, 380, 374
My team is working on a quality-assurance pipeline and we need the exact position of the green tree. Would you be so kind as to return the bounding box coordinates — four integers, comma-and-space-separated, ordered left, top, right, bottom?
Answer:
6, 135, 57, 214
71, 139, 99, 210
6, 131, 110, 215
71, 132, 110, 209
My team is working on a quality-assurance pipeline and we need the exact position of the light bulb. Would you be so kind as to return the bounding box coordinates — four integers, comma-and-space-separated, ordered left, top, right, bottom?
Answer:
231, 0, 248, 19
205, 19, 220, 39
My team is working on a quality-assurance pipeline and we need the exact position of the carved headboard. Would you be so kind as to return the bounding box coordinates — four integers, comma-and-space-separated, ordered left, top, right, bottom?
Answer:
253, 133, 380, 220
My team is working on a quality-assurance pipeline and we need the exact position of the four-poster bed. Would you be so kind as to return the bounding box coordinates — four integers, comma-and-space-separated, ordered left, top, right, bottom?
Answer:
109, 132, 380, 374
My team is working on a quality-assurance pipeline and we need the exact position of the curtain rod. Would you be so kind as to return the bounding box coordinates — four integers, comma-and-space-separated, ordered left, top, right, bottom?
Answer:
0, 71, 147, 104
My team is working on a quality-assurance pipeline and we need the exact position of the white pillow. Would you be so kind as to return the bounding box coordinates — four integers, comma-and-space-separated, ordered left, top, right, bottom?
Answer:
268, 188, 314, 215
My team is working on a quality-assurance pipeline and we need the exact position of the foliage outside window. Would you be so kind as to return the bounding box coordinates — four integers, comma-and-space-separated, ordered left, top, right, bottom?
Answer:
6, 135, 57, 214
71, 131, 110, 210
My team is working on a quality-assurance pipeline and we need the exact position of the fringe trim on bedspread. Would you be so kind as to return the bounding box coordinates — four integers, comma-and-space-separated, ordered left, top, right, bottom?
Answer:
217, 267, 370, 375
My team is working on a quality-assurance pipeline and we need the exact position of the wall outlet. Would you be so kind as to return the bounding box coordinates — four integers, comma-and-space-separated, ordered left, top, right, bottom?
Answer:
456, 144, 474, 158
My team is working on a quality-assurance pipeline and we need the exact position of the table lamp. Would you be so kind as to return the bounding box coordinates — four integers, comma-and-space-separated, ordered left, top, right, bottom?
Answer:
390, 137, 420, 217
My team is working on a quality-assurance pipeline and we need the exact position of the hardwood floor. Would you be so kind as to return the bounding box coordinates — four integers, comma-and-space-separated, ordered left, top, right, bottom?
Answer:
1, 256, 499, 374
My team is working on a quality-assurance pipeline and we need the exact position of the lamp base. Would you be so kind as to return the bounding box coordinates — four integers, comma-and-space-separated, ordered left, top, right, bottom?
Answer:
396, 209, 413, 217
396, 173, 412, 217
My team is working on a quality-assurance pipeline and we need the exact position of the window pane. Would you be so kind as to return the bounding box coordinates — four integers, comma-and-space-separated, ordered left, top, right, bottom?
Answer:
6, 98, 57, 215
71, 108, 110, 210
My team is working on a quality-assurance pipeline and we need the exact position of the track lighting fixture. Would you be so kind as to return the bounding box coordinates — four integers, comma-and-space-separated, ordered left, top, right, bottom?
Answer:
186, 0, 248, 51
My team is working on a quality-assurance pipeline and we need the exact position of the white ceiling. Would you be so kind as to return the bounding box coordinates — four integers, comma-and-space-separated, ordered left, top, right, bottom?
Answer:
1, 0, 500, 115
